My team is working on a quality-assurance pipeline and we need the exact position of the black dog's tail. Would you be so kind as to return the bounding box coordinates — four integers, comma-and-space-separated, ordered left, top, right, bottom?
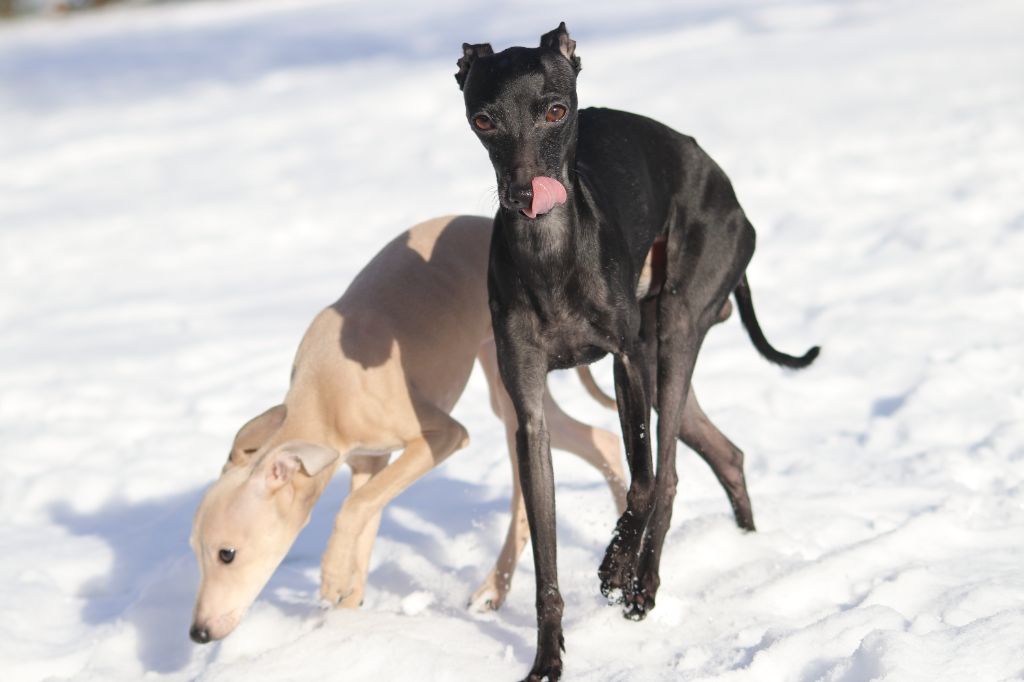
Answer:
734, 274, 820, 369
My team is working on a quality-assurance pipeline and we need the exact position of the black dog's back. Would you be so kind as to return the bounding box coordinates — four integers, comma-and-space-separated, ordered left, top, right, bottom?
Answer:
579, 106, 819, 368
577, 107, 745, 275
576, 108, 682, 266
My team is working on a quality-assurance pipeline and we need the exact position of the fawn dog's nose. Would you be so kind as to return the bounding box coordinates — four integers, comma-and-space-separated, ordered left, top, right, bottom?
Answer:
189, 623, 211, 644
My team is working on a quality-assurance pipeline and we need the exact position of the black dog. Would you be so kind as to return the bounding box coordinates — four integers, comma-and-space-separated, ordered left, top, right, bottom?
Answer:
457, 23, 818, 681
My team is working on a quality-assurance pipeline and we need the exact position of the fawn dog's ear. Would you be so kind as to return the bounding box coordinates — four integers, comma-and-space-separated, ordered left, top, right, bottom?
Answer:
539, 22, 581, 73
224, 404, 286, 470
456, 42, 494, 91
263, 441, 340, 493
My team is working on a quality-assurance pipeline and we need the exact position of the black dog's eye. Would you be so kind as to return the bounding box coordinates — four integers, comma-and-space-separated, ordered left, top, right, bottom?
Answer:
545, 105, 567, 123
218, 548, 236, 564
472, 114, 495, 131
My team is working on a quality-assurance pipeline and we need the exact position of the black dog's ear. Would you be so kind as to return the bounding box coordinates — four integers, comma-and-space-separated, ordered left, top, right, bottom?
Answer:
539, 21, 581, 72
455, 42, 494, 90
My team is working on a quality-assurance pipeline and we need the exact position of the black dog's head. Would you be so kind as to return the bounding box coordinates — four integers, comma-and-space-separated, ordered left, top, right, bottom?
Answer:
456, 23, 582, 219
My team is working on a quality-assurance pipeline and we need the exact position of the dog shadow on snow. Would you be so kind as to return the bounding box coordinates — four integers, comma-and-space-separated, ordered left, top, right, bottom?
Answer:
46, 461, 553, 673
48, 489, 205, 674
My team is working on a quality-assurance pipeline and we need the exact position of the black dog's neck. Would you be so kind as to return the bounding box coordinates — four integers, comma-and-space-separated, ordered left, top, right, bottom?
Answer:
496, 193, 610, 331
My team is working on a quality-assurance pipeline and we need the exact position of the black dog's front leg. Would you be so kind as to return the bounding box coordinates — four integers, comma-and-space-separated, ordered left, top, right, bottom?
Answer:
599, 352, 654, 608
497, 339, 565, 682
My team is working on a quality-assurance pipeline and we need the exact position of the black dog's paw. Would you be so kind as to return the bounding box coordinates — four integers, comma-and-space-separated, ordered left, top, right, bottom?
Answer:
521, 630, 564, 682
599, 570, 631, 604
600, 581, 624, 603
522, 662, 562, 682
522, 647, 563, 682
599, 541, 637, 603
621, 584, 655, 621
598, 559, 626, 603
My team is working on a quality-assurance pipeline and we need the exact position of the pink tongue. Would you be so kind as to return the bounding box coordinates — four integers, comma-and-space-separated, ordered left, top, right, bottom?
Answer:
522, 176, 567, 219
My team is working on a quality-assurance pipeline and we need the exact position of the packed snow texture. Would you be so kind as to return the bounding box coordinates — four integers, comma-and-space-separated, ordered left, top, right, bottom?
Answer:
1, 0, 1023, 680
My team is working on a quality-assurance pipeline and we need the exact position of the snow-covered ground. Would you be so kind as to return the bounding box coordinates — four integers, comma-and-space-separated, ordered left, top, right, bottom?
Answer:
2, 0, 1023, 679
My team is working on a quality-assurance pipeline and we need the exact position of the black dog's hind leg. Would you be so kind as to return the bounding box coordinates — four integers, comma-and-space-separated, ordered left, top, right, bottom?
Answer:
679, 391, 756, 531
637, 296, 755, 533
598, 351, 655, 603
622, 298, 705, 619
676, 295, 756, 530
628, 206, 756, 619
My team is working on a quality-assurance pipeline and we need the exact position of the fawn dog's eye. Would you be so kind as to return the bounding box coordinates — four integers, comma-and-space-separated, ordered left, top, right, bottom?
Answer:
545, 105, 567, 123
472, 114, 495, 131
218, 548, 236, 564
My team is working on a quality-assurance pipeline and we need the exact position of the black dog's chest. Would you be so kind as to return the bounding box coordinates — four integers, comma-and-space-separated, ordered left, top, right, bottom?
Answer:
535, 304, 621, 370
534, 237, 669, 370
493, 236, 642, 370
544, 329, 609, 370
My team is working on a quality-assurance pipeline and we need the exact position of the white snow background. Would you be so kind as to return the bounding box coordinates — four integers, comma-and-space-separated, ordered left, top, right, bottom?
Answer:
1, 0, 1023, 680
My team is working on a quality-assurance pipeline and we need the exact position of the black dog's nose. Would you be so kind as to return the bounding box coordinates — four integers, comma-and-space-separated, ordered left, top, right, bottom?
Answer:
189, 624, 211, 644
507, 182, 533, 210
